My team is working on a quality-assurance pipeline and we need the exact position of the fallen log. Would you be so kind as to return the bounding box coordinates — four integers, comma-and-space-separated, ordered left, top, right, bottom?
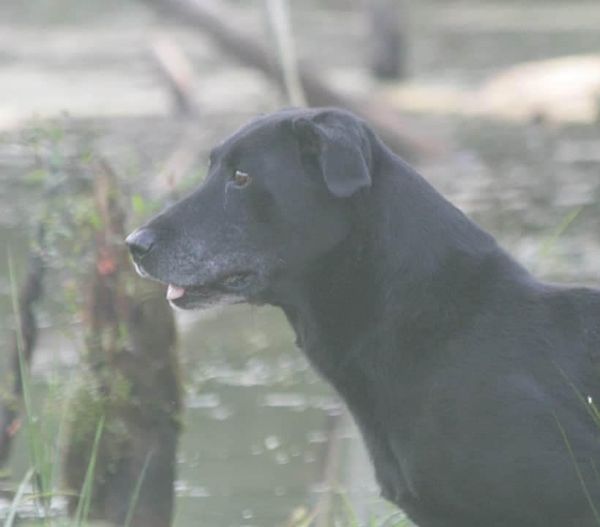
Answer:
385, 54, 600, 125
140, 0, 441, 159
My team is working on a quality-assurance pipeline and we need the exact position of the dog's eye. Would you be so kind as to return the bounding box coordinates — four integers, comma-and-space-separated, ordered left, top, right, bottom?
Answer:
232, 170, 251, 188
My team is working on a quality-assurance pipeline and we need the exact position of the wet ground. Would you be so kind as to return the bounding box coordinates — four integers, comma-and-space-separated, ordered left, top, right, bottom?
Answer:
0, 0, 599, 525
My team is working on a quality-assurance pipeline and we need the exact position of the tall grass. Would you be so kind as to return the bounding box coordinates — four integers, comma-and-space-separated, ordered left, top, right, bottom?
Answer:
553, 365, 600, 525
123, 451, 152, 527
538, 206, 584, 259
553, 412, 600, 525
4, 469, 34, 527
8, 253, 52, 514
5, 253, 106, 527
72, 416, 104, 527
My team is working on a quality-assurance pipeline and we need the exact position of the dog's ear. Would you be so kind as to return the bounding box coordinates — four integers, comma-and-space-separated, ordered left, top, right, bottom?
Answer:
291, 111, 372, 198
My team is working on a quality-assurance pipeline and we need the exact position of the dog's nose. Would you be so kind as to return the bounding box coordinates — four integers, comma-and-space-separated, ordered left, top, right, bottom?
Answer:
125, 228, 156, 260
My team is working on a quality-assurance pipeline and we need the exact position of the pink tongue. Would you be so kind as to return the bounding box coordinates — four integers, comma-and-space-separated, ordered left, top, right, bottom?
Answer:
166, 284, 186, 300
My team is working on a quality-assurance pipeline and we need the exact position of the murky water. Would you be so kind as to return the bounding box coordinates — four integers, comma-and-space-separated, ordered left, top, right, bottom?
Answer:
173, 306, 343, 526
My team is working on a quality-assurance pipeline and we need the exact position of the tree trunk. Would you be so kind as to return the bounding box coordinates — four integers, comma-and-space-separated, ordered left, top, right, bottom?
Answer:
63, 158, 181, 527
367, 0, 409, 80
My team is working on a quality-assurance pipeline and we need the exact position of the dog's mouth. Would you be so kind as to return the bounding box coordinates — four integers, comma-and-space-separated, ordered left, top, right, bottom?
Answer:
165, 271, 256, 309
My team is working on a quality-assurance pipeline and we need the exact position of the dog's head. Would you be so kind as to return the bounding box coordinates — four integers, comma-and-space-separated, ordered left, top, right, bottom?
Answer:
126, 108, 374, 309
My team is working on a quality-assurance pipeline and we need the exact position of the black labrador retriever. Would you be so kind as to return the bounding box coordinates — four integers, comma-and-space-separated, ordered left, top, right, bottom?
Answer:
126, 108, 600, 527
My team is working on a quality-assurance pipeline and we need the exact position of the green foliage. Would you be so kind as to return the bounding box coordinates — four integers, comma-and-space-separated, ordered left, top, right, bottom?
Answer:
131, 194, 148, 217
66, 374, 129, 459
3, 118, 149, 526
9, 254, 53, 504
130, 194, 164, 223
6, 254, 105, 527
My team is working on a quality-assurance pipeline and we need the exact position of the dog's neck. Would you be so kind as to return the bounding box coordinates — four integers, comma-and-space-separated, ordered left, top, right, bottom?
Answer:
273, 145, 529, 383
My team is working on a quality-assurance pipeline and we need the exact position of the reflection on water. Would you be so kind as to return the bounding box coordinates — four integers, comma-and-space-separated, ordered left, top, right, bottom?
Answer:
174, 306, 343, 526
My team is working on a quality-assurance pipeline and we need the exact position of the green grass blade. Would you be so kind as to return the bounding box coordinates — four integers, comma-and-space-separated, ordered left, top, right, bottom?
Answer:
8, 253, 33, 430
4, 468, 34, 527
8, 253, 50, 510
553, 412, 600, 525
74, 414, 105, 526
336, 488, 361, 527
49, 380, 71, 495
123, 450, 153, 527
539, 206, 583, 258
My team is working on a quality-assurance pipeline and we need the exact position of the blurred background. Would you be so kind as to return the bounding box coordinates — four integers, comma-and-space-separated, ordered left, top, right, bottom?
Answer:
0, 0, 599, 526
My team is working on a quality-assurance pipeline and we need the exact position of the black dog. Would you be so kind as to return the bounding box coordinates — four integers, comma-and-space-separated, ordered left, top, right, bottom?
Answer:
127, 108, 600, 526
